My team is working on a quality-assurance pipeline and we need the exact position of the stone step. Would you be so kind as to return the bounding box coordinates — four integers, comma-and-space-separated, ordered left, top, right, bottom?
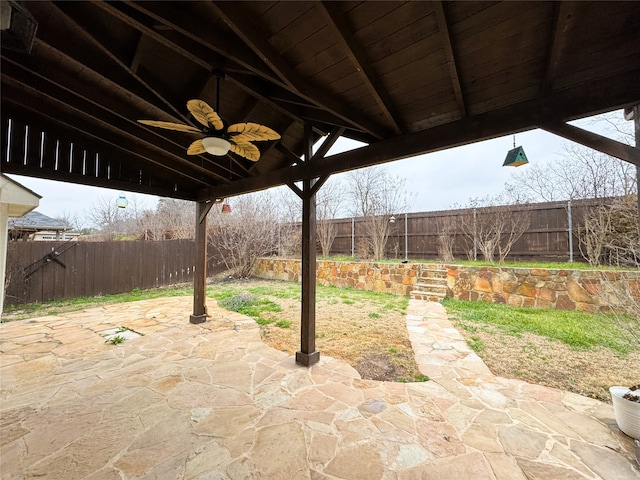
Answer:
410, 290, 446, 302
414, 283, 447, 293
415, 280, 447, 288
419, 269, 448, 280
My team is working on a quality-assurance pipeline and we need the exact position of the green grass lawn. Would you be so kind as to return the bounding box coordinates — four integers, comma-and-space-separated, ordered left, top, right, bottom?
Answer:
442, 298, 637, 354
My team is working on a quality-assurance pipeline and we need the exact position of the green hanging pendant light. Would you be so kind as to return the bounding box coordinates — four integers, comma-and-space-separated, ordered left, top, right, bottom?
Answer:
503, 136, 529, 167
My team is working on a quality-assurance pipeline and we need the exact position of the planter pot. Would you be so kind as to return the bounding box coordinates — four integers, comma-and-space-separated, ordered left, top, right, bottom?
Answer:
610, 386, 640, 440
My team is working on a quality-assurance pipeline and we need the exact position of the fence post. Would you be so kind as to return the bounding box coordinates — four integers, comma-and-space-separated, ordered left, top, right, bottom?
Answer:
473, 208, 477, 261
404, 213, 408, 261
351, 217, 355, 257
567, 200, 573, 262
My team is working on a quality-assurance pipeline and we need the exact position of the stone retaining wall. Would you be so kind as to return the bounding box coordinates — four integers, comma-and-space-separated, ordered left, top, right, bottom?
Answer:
253, 258, 640, 312
253, 258, 424, 296
446, 266, 639, 313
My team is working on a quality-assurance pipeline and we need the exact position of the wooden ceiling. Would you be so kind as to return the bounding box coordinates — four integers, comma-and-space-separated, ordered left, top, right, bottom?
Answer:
2, 1, 640, 202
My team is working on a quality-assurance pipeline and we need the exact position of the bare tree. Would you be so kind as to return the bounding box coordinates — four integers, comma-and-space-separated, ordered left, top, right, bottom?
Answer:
208, 192, 281, 277
436, 216, 457, 263
154, 198, 194, 239
85, 195, 139, 240
577, 195, 639, 267
347, 167, 409, 261
55, 211, 85, 233
316, 177, 344, 257
459, 195, 531, 263
272, 187, 301, 257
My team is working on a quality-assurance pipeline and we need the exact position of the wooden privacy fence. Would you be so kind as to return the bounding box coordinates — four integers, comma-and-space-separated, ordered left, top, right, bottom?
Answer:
4, 239, 222, 306
329, 199, 604, 262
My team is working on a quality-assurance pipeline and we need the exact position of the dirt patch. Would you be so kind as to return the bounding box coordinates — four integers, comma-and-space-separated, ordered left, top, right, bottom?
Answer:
451, 326, 640, 402
354, 353, 409, 381
246, 288, 425, 383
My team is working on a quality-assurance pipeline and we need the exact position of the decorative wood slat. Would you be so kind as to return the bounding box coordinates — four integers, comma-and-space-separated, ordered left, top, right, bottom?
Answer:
25, 125, 42, 168
8, 119, 27, 166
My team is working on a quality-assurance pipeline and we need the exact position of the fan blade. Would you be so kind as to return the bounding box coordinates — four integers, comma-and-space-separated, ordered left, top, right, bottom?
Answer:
138, 120, 201, 133
187, 99, 224, 130
187, 139, 206, 155
230, 141, 260, 161
227, 122, 280, 141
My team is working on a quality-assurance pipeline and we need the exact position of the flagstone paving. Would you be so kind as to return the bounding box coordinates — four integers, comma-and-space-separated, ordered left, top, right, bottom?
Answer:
1, 296, 638, 479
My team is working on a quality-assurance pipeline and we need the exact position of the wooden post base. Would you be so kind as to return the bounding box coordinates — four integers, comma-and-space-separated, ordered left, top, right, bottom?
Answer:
295, 350, 320, 367
189, 314, 207, 324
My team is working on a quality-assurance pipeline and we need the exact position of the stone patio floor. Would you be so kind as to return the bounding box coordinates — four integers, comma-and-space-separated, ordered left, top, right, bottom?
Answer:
1, 296, 638, 479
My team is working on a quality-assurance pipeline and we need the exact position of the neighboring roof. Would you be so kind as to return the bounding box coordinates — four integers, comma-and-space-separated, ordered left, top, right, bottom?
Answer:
8, 211, 71, 232
0, 174, 41, 217
1, 2, 639, 200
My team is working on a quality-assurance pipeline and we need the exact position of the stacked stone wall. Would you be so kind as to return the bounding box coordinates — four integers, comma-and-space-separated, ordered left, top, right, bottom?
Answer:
253, 259, 640, 312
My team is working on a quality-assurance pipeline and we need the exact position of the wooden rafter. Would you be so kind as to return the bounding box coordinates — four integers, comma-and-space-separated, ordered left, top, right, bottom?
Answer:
542, 123, 640, 167
433, 1, 466, 118
121, 0, 283, 88
210, 2, 389, 140
542, 1, 573, 93
316, 2, 403, 135
96, 1, 223, 74
52, 1, 190, 124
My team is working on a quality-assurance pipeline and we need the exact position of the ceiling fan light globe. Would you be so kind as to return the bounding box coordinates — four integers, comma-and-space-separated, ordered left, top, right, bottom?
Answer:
202, 137, 231, 156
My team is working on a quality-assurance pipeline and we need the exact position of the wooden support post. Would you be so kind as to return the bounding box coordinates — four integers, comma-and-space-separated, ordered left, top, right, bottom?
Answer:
190, 200, 209, 324
296, 123, 320, 366
634, 106, 640, 221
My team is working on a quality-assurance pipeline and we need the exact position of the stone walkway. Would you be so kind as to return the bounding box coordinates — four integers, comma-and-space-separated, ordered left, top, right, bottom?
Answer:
1, 297, 638, 479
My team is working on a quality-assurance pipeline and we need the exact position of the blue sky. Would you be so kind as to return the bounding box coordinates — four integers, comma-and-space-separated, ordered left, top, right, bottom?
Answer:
8, 110, 628, 221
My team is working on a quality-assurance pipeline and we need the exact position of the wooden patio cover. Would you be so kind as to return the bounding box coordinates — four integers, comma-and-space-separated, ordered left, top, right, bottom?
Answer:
2, 1, 640, 365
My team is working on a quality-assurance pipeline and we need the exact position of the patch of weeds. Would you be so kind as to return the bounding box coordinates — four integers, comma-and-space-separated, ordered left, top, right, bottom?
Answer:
217, 293, 282, 323
255, 318, 275, 326
316, 332, 326, 339
342, 299, 355, 305
413, 374, 430, 382
459, 322, 478, 333
108, 335, 125, 345
397, 377, 409, 383
275, 320, 291, 329
368, 312, 380, 319
115, 326, 129, 334
468, 335, 485, 352
388, 348, 398, 354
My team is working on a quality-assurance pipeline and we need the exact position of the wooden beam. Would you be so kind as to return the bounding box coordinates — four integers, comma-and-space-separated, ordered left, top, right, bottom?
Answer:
433, 1, 466, 118
198, 67, 640, 200
190, 200, 209, 324
296, 123, 320, 367
541, 123, 640, 167
210, 2, 389, 140
317, 2, 403, 135
543, 2, 573, 93
312, 127, 347, 161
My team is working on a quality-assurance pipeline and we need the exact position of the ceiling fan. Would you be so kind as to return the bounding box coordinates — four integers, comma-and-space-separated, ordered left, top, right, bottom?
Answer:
138, 99, 280, 161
